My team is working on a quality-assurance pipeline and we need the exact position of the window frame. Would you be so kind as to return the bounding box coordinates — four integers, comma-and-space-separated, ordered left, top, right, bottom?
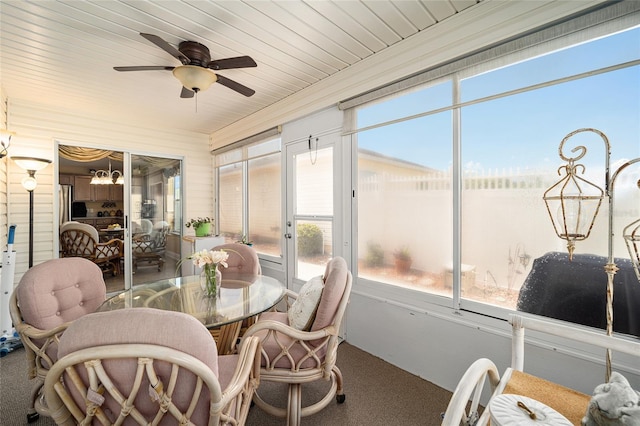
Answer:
214, 134, 282, 264
348, 14, 640, 324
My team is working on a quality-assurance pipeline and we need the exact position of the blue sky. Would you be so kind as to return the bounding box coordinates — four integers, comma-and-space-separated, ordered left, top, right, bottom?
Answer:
357, 27, 640, 172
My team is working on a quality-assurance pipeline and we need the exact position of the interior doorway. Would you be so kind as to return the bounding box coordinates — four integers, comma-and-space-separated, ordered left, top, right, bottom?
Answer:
57, 145, 183, 293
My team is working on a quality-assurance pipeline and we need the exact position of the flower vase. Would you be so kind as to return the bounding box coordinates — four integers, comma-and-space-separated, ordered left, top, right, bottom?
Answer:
201, 264, 222, 299
195, 222, 211, 237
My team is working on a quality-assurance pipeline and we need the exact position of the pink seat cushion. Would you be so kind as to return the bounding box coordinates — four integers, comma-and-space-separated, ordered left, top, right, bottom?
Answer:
217, 354, 240, 389
58, 308, 220, 425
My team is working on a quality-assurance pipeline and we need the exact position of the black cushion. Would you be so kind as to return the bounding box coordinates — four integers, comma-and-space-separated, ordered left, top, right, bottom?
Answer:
517, 251, 640, 337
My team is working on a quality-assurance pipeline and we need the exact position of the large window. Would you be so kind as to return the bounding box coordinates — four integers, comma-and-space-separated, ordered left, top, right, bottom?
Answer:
354, 22, 640, 334
216, 135, 281, 258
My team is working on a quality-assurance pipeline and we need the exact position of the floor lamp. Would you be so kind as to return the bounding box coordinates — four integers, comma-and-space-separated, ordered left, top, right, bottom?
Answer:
12, 157, 51, 268
543, 128, 640, 381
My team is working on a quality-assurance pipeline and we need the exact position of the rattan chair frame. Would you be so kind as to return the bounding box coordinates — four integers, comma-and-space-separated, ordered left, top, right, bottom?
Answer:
9, 291, 70, 421
60, 228, 122, 276
242, 268, 352, 425
132, 226, 169, 272
44, 336, 261, 426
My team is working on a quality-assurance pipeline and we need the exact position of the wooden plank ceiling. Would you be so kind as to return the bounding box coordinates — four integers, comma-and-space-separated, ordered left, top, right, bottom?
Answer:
0, 0, 480, 135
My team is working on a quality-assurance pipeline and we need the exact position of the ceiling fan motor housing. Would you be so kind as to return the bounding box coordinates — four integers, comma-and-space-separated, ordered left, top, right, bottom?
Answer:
178, 41, 211, 66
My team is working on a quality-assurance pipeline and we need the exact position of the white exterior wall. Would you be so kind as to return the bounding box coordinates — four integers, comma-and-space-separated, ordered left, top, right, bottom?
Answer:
5, 98, 211, 282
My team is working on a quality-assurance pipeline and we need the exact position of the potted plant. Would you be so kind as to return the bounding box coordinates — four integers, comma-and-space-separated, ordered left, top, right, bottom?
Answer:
393, 246, 412, 274
186, 217, 212, 237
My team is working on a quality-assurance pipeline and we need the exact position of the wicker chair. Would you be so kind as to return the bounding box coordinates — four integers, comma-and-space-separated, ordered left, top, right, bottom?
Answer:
60, 221, 122, 276
214, 242, 263, 339
9, 258, 106, 423
213, 242, 262, 279
44, 307, 261, 426
242, 256, 352, 425
132, 220, 169, 272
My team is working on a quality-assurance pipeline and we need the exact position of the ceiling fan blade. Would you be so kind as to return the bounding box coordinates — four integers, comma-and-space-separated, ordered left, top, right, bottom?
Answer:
207, 55, 257, 70
114, 66, 175, 72
140, 33, 190, 65
215, 74, 255, 97
180, 87, 195, 98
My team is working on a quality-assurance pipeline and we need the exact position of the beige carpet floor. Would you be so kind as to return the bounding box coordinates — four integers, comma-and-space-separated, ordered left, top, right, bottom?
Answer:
1, 341, 452, 425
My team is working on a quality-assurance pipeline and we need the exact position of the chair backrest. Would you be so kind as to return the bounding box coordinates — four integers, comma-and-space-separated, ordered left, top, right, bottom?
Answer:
151, 220, 170, 248
60, 222, 99, 257
140, 218, 153, 234
16, 257, 106, 332
11, 257, 106, 367
60, 220, 80, 233
213, 243, 262, 279
48, 308, 222, 425
312, 256, 351, 332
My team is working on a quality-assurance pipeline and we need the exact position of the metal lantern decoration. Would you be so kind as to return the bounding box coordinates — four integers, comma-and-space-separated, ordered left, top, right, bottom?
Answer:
543, 131, 605, 261
544, 128, 640, 381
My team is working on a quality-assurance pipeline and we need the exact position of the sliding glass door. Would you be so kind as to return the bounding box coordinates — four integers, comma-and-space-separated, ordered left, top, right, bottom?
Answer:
58, 144, 183, 292
130, 155, 182, 286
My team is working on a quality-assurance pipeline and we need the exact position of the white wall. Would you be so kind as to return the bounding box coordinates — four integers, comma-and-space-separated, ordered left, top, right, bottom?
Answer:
5, 98, 212, 282
346, 283, 640, 397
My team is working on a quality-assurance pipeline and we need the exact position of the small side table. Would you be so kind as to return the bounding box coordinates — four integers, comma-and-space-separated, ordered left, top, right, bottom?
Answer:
488, 394, 572, 426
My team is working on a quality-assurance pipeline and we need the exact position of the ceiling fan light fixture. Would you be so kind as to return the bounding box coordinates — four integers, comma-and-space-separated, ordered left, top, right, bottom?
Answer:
172, 65, 217, 92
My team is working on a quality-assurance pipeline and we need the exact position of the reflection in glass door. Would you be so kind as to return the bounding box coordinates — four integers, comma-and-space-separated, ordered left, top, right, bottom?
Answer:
57, 146, 127, 294
130, 155, 182, 286
285, 140, 335, 284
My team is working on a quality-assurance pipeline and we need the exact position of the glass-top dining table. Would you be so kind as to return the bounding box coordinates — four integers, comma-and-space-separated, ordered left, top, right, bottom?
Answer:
96, 274, 286, 354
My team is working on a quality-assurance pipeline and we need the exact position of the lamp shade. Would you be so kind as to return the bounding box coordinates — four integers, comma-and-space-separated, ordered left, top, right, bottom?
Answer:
172, 65, 217, 92
12, 156, 51, 172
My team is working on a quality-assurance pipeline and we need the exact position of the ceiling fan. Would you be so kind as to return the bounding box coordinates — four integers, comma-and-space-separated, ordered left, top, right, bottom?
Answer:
114, 33, 256, 98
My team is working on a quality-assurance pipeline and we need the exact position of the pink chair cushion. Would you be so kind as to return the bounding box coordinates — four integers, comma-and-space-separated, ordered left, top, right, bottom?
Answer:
254, 257, 350, 370
17, 257, 106, 332
311, 257, 349, 332
57, 308, 219, 425
217, 354, 239, 390
213, 243, 261, 279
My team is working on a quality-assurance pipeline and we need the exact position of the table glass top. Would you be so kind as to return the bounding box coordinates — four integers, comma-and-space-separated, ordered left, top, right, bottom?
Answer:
97, 274, 286, 328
